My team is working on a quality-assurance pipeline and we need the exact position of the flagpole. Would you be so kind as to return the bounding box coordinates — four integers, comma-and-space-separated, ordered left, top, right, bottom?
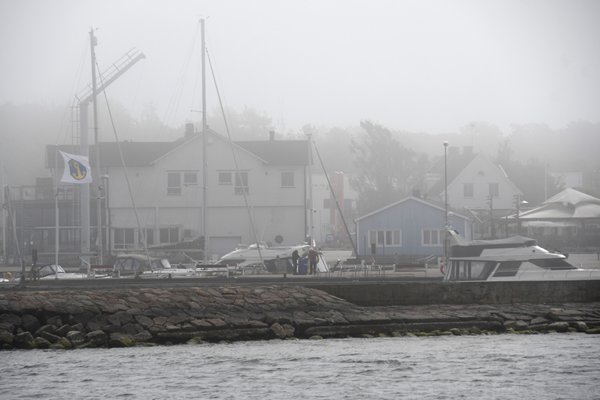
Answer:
54, 145, 59, 280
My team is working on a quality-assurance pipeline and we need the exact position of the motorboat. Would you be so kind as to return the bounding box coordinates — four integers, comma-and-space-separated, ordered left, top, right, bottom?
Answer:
112, 254, 199, 278
217, 243, 311, 273
442, 231, 600, 282
33, 264, 109, 280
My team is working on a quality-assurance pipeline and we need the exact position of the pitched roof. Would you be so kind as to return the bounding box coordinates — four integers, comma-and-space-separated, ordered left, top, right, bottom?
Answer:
46, 134, 310, 168
518, 188, 600, 220
355, 196, 470, 222
426, 151, 477, 196
235, 140, 310, 165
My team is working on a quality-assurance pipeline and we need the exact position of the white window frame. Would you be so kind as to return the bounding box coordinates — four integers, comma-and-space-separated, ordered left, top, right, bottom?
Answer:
218, 171, 232, 185
114, 228, 135, 250
183, 172, 198, 187
368, 229, 401, 247
159, 227, 180, 244
234, 171, 249, 195
422, 229, 444, 247
167, 172, 182, 196
281, 171, 295, 188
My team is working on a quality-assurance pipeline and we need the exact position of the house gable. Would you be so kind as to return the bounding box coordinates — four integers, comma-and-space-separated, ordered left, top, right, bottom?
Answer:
355, 196, 471, 258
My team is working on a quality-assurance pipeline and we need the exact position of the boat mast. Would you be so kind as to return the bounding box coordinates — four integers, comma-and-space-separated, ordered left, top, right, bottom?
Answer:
201, 18, 208, 263
90, 29, 103, 266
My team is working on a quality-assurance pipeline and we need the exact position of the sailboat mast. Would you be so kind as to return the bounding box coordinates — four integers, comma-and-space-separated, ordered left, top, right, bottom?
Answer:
201, 18, 208, 263
90, 29, 103, 265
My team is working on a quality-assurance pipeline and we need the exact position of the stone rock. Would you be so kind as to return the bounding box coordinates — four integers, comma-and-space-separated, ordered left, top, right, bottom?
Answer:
270, 322, 295, 339
39, 331, 62, 344
32, 336, 52, 349
573, 321, 588, 332
21, 314, 41, 333
503, 320, 529, 331
86, 330, 108, 346
548, 322, 570, 332
70, 323, 85, 333
0, 313, 21, 326
66, 330, 85, 346
116, 311, 134, 325
46, 315, 63, 327
530, 317, 549, 325
134, 315, 153, 328
133, 330, 153, 342
34, 324, 57, 337
0, 329, 14, 345
14, 331, 34, 349
86, 315, 108, 331
55, 324, 72, 336
585, 327, 600, 334
109, 333, 135, 347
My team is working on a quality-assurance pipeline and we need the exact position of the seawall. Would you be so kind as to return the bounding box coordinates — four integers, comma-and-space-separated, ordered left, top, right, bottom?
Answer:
1, 283, 599, 350
310, 280, 600, 306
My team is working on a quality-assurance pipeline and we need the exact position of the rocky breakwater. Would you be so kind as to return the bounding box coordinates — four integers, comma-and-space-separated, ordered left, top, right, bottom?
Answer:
1, 285, 599, 350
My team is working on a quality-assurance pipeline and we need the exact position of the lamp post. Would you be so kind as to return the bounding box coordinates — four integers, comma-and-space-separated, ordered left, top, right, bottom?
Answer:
443, 141, 449, 263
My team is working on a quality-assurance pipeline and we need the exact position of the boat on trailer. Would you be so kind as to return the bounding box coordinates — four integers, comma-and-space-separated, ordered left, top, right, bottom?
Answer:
443, 231, 600, 282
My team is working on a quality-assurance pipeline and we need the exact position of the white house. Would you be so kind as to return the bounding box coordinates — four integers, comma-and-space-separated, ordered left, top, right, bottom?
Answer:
421, 147, 522, 238
424, 147, 522, 212
54, 127, 312, 260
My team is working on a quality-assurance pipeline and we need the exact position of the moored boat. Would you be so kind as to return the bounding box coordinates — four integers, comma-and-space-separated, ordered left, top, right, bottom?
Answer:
443, 231, 600, 282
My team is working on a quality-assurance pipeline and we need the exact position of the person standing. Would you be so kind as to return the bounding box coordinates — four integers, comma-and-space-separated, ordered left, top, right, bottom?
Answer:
291, 249, 300, 274
308, 247, 319, 275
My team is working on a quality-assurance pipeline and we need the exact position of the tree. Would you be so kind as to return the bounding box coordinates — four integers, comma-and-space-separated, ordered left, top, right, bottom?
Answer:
349, 121, 422, 214
206, 106, 273, 140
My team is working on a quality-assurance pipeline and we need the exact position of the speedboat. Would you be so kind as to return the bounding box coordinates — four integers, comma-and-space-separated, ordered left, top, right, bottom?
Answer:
217, 243, 310, 273
442, 231, 600, 282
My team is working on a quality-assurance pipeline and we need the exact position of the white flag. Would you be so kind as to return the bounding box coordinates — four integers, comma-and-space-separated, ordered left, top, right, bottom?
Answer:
60, 151, 92, 184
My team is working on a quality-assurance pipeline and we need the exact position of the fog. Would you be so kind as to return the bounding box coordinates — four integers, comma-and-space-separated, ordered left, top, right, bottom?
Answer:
1, 0, 599, 136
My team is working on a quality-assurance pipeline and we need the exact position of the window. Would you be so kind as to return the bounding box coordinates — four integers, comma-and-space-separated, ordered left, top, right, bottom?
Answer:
234, 172, 249, 195
218, 172, 232, 185
168, 171, 199, 195
422, 229, 444, 246
159, 227, 179, 244
368, 230, 401, 247
489, 182, 499, 198
114, 228, 134, 249
184, 172, 197, 187
141, 229, 154, 246
463, 183, 474, 198
167, 173, 181, 195
493, 261, 520, 277
281, 171, 295, 187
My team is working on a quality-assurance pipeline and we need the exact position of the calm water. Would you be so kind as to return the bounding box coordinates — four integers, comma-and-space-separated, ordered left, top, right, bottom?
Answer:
1, 333, 599, 400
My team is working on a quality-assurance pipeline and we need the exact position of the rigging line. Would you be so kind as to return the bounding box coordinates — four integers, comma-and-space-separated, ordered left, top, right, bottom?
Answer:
311, 139, 358, 257
96, 60, 151, 263
163, 22, 201, 126
206, 47, 264, 263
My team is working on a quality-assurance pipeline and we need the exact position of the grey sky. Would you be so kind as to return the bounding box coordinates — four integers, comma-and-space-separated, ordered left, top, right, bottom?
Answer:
1, 0, 599, 135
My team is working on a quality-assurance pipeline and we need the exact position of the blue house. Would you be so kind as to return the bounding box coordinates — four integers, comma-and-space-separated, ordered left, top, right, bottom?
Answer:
354, 196, 472, 260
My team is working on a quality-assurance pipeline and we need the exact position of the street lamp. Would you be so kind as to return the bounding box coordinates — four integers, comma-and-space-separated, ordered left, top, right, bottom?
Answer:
443, 141, 449, 263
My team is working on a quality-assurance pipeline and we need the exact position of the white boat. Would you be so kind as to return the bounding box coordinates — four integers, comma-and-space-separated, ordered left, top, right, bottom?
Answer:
217, 243, 311, 273
112, 254, 199, 279
443, 232, 600, 282
34, 264, 109, 280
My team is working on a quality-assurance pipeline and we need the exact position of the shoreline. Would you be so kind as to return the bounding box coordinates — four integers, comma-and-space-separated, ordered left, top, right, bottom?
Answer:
1, 285, 599, 350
